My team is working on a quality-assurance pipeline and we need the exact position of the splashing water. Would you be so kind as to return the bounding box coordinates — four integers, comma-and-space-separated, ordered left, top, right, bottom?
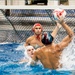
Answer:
0, 42, 75, 75
59, 36, 75, 70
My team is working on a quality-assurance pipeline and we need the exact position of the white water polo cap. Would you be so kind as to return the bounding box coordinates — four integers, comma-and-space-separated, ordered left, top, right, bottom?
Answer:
24, 46, 35, 59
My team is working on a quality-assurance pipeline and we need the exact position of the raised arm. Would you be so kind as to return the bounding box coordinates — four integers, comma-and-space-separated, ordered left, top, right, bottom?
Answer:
58, 21, 74, 50
51, 22, 61, 38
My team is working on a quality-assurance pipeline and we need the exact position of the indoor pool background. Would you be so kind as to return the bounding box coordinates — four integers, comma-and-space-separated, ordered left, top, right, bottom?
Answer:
0, 38, 75, 75
0, 9, 75, 75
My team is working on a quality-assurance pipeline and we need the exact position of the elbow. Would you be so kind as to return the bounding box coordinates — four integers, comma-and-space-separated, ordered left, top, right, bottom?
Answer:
69, 36, 73, 43
69, 32, 74, 38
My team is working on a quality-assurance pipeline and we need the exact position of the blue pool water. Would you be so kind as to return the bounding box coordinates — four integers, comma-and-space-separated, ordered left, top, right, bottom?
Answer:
0, 42, 74, 75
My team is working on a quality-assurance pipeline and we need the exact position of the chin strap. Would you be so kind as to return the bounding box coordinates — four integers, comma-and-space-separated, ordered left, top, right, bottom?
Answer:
36, 35, 41, 41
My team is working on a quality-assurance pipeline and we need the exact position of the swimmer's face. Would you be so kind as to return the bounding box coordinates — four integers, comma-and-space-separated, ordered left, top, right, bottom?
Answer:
34, 26, 42, 35
27, 47, 35, 58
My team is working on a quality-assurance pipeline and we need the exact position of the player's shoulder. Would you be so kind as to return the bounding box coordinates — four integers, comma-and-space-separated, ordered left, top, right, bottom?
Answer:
55, 44, 61, 51
26, 35, 34, 41
35, 46, 45, 52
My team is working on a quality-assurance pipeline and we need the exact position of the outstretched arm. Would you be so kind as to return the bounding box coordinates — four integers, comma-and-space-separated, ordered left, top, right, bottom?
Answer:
61, 21, 74, 37
51, 22, 61, 38
58, 21, 74, 50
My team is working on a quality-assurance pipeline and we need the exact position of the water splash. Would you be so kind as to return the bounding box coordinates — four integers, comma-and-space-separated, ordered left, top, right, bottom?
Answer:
59, 36, 75, 70
0, 42, 73, 75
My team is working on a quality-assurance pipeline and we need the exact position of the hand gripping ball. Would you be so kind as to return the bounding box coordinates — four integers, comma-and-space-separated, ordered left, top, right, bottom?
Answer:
53, 8, 66, 21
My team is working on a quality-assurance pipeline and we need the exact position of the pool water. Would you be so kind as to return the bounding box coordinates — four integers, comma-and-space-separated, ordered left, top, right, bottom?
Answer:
0, 43, 74, 75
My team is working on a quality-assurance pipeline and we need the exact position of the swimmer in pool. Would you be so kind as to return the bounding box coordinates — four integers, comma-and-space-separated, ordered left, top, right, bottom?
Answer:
19, 46, 36, 65
31, 20, 74, 69
24, 22, 61, 49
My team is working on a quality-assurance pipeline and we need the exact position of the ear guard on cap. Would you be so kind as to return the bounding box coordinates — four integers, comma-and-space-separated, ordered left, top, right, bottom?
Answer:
41, 32, 54, 45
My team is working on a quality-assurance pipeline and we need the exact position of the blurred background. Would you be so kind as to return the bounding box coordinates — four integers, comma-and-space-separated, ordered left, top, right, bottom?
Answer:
0, 0, 75, 6
0, 9, 75, 43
